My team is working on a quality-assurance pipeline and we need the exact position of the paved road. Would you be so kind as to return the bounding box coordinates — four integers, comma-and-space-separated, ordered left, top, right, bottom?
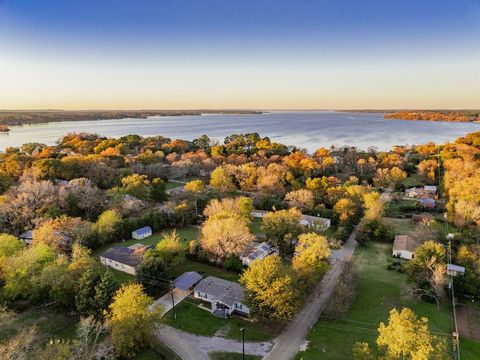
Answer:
264, 187, 393, 360
155, 324, 273, 360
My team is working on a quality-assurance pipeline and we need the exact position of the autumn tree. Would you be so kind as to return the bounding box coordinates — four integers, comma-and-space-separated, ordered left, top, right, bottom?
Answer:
334, 198, 357, 223
210, 166, 236, 193
240, 255, 297, 320
95, 209, 122, 244
106, 284, 161, 358
353, 307, 448, 360
201, 215, 254, 261
363, 191, 385, 222
292, 233, 330, 288
0, 233, 25, 260
184, 179, 206, 215
153, 230, 186, 267
417, 159, 438, 184
203, 197, 253, 220
285, 189, 314, 212
261, 208, 303, 256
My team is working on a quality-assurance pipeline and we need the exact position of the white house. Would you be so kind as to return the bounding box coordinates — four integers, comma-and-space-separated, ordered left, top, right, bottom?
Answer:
99, 244, 153, 275
240, 242, 278, 266
423, 185, 437, 194
251, 210, 268, 218
194, 276, 250, 318
392, 235, 418, 260
132, 226, 152, 240
300, 215, 331, 231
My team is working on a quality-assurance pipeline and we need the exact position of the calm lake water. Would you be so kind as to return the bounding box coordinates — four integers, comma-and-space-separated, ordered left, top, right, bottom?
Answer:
1, 111, 479, 152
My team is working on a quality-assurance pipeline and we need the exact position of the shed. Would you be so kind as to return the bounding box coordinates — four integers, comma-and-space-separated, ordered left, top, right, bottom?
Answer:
447, 264, 465, 277
19, 230, 33, 245
420, 197, 436, 209
173, 271, 203, 291
393, 235, 418, 260
132, 226, 152, 240
424, 185, 437, 194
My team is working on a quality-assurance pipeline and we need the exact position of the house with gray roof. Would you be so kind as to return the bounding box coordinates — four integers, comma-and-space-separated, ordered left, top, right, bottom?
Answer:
240, 242, 278, 266
99, 243, 153, 275
194, 276, 250, 318
19, 230, 33, 245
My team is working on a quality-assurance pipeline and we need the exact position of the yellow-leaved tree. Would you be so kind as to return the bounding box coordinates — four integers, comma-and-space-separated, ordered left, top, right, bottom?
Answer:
292, 233, 330, 288
240, 255, 297, 320
106, 284, 161, 358
353, 307, 448, 360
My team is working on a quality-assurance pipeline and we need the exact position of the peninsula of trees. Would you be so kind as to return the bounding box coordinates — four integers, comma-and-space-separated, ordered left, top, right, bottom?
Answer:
0, 109, 263, 126
384, 110, 480, 122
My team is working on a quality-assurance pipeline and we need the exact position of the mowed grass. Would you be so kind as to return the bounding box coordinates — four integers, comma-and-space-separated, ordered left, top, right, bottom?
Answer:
402, 174, 424, 188
382, 217, 416, 235
296, 243, 452, 360
460, 337, 480, 360
163, 300, 282, 342
170, 259, 240, 282
249, 217, 263, 234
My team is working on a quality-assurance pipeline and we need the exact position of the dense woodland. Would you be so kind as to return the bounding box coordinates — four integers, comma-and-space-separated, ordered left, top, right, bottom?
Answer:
0, 131, 478, 358
385, 110, 480, 122
0, 110, 262, 126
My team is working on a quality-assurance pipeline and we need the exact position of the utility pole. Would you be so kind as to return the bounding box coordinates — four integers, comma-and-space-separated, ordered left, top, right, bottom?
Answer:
242, 328, 245, 360
170, 281, 176, 319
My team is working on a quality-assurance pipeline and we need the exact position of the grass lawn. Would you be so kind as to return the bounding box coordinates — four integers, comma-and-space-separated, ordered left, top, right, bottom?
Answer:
402, 174, 424, 188
0, 307, 79, 343
209, 352, 262, 360
134, 339, 181, 360
460, 337, 480, 360
170, 259, 240, 282
385, 199, 419, 218
249, 217, 263, 234
382, 217, 416, 235
296, 242, 452, 360
163, 300, 282, 342
94, 227, 200, 256
166, 181, 185, 190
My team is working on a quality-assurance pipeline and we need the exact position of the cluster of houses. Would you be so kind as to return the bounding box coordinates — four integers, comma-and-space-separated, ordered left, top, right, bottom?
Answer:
405, 185, 437, 209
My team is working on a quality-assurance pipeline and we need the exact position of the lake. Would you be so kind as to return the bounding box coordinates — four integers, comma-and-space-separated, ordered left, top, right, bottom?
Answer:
1, 111, 478, 152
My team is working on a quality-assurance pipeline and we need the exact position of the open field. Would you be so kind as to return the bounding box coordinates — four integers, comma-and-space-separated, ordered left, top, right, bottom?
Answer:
402, 174, 424, 188
296, 242, 452, 360
385, 198, 419, 218
170, 259, 240, 282
163, 299, 282, 342
459, 337, 480, 360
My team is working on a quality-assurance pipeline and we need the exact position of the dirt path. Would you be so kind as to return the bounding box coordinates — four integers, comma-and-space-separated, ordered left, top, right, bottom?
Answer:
155, 324, 273, 360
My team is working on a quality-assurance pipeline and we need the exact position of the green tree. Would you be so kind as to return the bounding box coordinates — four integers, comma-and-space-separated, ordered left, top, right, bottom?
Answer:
135, 256, 169, 293
0, 233, 25, 260
95, 209, 122, 244
154, 230, 186, 267
184, 179, 206, 215
150, 178, 167, 202
261, 208, 303, 256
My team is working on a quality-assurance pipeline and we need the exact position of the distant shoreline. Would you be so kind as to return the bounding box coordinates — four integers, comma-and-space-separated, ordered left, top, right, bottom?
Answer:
0, 110, 263, 126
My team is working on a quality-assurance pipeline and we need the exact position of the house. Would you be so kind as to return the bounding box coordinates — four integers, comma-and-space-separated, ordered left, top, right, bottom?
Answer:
19, 230, 33, 245
240, 242, 278, 266
447, 264, 465, 277
194, 276, 250, 318
132, 226, 152, 240
405, 187, 422, 198
423, 185, 437, 195
420, 197, 436, 209
392, 235, 418, 260
99, 243, 153, 275
300, 215, 331, 231
173, 271, 204, 291
251, 210, 268, 218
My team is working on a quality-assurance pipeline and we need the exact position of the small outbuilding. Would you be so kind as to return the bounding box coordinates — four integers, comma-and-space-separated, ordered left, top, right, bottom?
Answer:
423, 185, 437, 194
173, 271, 204, 291
240, 242, 278, 266
132, 226, 152, 240
300, 215, 331, 230
392, 235, 418, 260
19, 230, 33, 245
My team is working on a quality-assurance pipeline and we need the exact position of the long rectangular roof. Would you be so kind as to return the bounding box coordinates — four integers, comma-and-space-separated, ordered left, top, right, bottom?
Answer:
100, 246, 144, 267
173, 271, 203, 291
195, 276, 245, 307
133, 226, 152, 235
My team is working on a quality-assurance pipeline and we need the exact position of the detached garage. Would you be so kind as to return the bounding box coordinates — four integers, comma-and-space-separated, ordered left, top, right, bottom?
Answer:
132, 226, 152, 240
392, 235, 418, 260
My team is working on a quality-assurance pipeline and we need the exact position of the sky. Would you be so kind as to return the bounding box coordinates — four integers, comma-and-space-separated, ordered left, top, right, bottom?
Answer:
0, 0, 479, 110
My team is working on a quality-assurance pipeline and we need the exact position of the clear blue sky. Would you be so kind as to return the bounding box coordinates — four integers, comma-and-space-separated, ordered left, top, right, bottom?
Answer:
0, 0, 479, 109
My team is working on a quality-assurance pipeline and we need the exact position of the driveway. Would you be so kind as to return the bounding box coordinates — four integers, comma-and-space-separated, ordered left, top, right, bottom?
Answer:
150, 288, 191, 316
155, 324, 273, 360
